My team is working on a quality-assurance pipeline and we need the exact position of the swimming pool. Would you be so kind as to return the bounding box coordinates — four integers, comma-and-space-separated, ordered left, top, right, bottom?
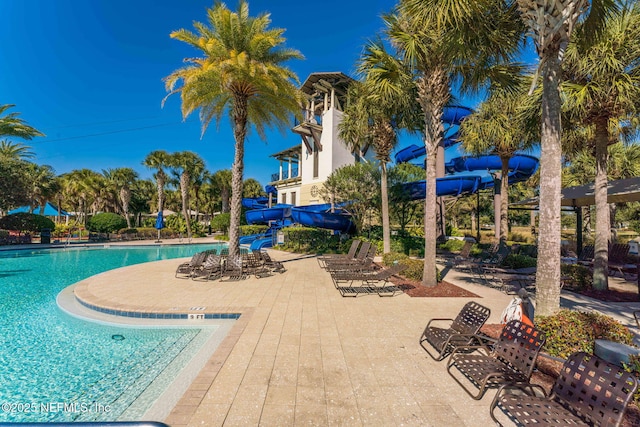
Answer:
0, 243, 228, 423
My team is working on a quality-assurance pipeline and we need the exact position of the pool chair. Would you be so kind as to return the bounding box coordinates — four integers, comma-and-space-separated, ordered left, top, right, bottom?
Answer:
419, 301, 491, 361
192, 253, 223, 281
446, 320, 546, 400
317, 239, 360, 268
221, 254, 245, 281
490, 352, 638, 427
333, 263, 407, 297
175, 252, 207, 278
322, 241, 371, 270
260, 251, 286, 273
244, 252, 270, 278
324, 244, 376, 273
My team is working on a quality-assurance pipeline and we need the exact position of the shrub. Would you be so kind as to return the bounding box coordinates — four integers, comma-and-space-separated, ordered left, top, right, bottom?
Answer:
87, 213, 127, 234
536, 309, 635, 359
560, 264, 593, 291
165, 214, 205, 236
210, 213, 230, 233
280, 226, 340, 253
239, 225, 268, 236
382, 252, 409, 266
501, 254, 537, 269
439, 238, 466, 253
0, 212, 55, 232
381, 253, 440, 282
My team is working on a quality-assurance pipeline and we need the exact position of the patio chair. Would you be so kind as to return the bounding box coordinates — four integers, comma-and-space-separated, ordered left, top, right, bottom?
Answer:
175, 252, 207, 278
324, 244, 377, 273
577, 245, 595, 267
419, 301, 491, 361
191, 253, 223, 281
244, 252, 270, 278
489, 351, 638, 427
221, 254, 245, 281
322, 241, 371, 269
259, 250, 286, 273
446, 320, 546, 400
334, 264, 407, 297
317, 239, 360, 268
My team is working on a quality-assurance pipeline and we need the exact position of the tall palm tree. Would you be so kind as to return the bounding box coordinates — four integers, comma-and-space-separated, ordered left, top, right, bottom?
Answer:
386, 1, 524, 285
104, 168, 139, 229
210, 169, 233, 213
143, 150, 171, 217
163, 1, 303, 257
513, 0, 618, 314
168, 151, 205, 241
460, 86, 537, 247
339, 41, 417, 254
25, 163, 58, 215
0, 139, 36, 160
560, 2, 640, 291
0, 104, 44, 140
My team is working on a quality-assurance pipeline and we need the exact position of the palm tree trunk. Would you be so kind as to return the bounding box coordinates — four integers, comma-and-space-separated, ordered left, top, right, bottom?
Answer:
180, 172, 192, 241
120, 187, 132, 229
593, 117, 610, 290
500, 156, 510, 246
535, 55, 563, 316
423, 143, 438, 286
380, 161, 391, 254
229, 95, 248, 258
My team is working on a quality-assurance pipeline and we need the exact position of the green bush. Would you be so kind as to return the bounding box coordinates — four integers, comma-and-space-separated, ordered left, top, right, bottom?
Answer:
280, 226, 340, 253
382, 252, 409, 266
87, 213, 127, 234
536, 309, 635, 359
381, 252, 440, 282
501, 254, 537, 269
0, 212, 55, 232
165, 214, 205, 236
210, 213, 230, 233
239, 225, 268, 236
439, 238, 466, 253
560, 264, 593, 291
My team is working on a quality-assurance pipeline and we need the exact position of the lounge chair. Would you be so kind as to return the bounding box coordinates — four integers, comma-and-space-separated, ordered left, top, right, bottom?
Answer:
490, 351, 638, 427
191, 253, 223, 281
221, 254, 245, 281
317, 240, 361, 268
244, 252, 270, 278
175, 252, 207, 278
324, 244, 376, 273
322, 241, 371, 269
419, 301, 491, 361
259, 250, 286, 273
446, 320, 546, 400
334, 264, 407, 297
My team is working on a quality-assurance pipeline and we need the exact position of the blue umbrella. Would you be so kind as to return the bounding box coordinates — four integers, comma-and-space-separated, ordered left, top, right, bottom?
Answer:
155, 210, 164, 230
154, 211, 164, 242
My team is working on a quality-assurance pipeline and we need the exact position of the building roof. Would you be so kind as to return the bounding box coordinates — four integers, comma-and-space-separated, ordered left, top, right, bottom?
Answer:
300, 72, 354, 96
514, 177, 640, 207
270, 145, 301, 160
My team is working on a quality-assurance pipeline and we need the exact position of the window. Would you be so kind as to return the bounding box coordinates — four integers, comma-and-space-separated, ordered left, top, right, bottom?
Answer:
281, 192, 287, 204
291, 192, 296, 206
313, 146, 319, 178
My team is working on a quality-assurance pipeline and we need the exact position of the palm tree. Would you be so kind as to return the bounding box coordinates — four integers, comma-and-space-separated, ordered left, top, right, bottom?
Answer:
0, 104, 44, 140
385, 1, 524, 285
210, 169, 233, 213
339, 41, 416, 254
104, 168, 139, 229
459, 86, 537, 247
168, 151, 205, 241
511, 0, 618, 314
143, 150, 171, 217
560, 2, 640, 291
0, 139, 36, 160
25, 163, 58, 214
163, 1, 303, 257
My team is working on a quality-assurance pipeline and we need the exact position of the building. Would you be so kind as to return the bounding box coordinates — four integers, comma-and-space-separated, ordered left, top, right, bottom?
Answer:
269, 72, 374, 206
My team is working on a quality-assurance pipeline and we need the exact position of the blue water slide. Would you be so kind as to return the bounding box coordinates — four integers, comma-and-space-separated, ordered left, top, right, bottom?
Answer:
290, 207, 355, 234
245, 204, 292, 224
250, 237, 274, 250
446, 154, 539, 184
242, 197, 269, 209
442, 105, 474, 125
394, 137, 459, 164
401, 175, 482, 201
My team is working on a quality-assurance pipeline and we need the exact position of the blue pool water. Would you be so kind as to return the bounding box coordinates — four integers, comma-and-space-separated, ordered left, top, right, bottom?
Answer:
0, 243, 226, 422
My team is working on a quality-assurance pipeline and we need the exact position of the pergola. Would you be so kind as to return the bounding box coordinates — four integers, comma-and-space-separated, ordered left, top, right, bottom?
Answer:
513, 177, 640, 255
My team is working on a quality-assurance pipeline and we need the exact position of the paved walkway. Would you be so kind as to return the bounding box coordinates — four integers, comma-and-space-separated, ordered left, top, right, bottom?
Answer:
69, 247, 640, 426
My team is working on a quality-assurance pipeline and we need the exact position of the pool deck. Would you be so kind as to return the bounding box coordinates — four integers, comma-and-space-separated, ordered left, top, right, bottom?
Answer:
69, 241, 640, 426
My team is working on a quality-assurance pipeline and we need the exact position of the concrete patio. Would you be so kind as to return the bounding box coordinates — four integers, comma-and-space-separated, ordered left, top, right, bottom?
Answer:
69, 247, 640, 426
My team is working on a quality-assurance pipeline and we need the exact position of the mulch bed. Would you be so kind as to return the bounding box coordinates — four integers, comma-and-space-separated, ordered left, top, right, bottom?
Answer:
390, 277, 480, 298
480, 323, 640, 427
569, 287, 640, 302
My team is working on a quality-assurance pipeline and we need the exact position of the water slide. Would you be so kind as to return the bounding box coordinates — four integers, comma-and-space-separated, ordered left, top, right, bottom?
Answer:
395, 105, 539, 198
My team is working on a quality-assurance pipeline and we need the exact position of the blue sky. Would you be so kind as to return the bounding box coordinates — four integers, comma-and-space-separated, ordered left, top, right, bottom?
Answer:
0, 0, 527, 186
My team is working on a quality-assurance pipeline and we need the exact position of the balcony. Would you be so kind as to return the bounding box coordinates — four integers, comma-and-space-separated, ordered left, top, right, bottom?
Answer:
271, 167, 300, 183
